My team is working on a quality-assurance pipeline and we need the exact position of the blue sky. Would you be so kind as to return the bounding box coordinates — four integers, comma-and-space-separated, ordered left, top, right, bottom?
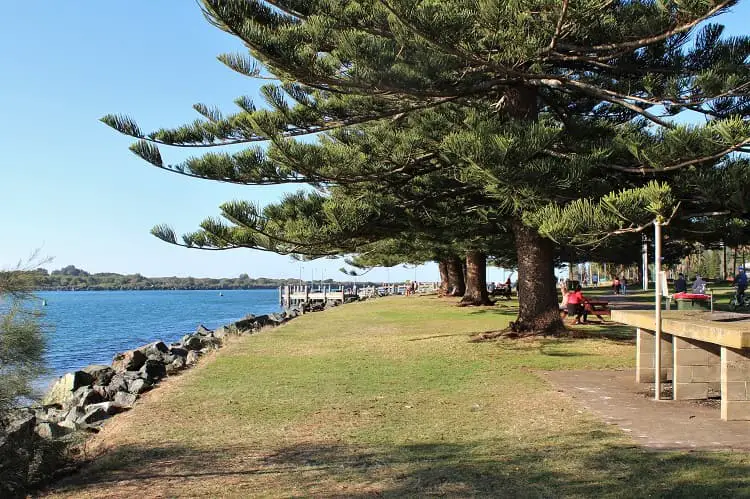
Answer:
1, 2, 748, 282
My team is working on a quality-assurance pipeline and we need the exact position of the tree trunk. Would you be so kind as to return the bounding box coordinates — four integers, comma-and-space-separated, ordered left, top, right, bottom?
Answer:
510, 219, 564, 334
447, 256, 465, 296
438, 259, 450, 296
460, 251, 493, 306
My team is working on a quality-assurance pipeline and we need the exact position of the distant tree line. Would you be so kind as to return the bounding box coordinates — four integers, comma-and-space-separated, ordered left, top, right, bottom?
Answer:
33, 265, 351, 291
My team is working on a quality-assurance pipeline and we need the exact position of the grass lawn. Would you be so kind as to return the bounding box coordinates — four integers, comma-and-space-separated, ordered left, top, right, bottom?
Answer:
45, 296, 750, 498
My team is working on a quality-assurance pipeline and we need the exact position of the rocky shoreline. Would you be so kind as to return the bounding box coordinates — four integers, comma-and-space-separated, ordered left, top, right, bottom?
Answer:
0, 302, 326, 497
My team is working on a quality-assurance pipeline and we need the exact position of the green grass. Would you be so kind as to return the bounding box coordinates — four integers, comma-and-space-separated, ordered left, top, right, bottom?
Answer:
46, 296, 750, 498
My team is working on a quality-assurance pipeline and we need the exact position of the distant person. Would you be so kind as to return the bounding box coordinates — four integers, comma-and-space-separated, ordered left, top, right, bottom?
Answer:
505, 277, 512, 290
621, 277, 628, 295
674, 273, 687, 293
566, 284, 589, 325
613, 277, 620, 295
691, 275, 706, 294
559, 282, 569, 315
736, 267, 747, 302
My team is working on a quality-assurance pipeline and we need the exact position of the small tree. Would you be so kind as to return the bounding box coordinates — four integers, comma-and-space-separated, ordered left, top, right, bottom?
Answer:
0, 258, 47, 424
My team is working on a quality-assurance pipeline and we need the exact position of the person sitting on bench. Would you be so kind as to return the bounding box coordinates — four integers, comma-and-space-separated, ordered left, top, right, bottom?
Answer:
566, 284, 589, 325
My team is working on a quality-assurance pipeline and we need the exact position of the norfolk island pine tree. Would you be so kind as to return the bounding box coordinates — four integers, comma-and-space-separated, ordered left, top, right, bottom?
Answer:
103, 0, 750, 333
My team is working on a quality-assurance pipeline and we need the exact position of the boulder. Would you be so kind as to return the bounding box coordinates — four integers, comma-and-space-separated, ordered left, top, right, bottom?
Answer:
0, 412, 37, 497
233, 315, 257, 332
105, 373, 129, 398
183, 335, 204, 351
35, 407, 67, 424
92, 384, 110, 400
42, 371, 95, 406
185, 350, 200, 366
112, 349, 147, 372
35, 422, 73, 440
82, 365, 115, 386
72, 386, 104, 409
213, 325, 231, 339
137, 341, 169, 357
127, 378, 152, 395
77, 406, 110, 425
147, 352, 166, 363
63, 407, 84, 425
169, 346, 188, 358
166, 356, 186, 375
139, 359, 166, 382
113, 391, 138, 409
196, 324, 212, 335
268, 312, 286, 323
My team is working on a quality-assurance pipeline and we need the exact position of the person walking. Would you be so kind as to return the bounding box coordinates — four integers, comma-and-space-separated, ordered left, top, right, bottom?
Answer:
736, 267, 747, 302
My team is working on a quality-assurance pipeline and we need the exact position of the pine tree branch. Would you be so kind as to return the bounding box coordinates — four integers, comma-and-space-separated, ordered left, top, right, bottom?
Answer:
608, 137, 750, 174
547, 0, 570, 53
557, 0, 735, 55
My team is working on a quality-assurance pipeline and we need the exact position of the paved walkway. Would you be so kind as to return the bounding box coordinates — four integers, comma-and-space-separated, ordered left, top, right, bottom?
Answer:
541, 369, 750, 451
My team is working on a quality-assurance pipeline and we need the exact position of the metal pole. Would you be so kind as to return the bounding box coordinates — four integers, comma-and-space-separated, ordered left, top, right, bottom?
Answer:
654, 221, 663, 401
643, 233, 649, 290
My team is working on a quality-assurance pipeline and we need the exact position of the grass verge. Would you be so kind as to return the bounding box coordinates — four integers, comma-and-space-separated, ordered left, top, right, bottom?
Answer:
44, 296, 750, 498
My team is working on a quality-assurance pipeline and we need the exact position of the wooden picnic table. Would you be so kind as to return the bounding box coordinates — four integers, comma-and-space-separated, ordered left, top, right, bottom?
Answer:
585, 300, 611, 321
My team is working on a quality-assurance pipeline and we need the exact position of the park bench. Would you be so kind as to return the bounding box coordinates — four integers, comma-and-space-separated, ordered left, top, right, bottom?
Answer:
612, 309, 750, 421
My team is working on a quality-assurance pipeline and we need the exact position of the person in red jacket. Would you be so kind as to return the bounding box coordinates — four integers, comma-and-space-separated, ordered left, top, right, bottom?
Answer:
566, 284, 589, 324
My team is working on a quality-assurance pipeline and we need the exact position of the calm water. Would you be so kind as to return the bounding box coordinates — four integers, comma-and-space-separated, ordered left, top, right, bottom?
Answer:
35, 289, 281, 379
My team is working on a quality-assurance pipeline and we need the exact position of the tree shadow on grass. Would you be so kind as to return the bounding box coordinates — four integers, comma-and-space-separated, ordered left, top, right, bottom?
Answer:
45, 431, 750, 497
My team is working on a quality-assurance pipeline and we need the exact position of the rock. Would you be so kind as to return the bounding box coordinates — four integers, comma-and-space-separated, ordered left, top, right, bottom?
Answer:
77, 406, 110, 425
82, 364, 115, 386
139, 359, 166, 382
196, 324, 212, 335
57, 419, 78, 432
186, 350, 200, 366
166, 356, 186, 375
35, 422, 73, 440
268, 312, 286, 323
105, 373, 129, 398
0, 412, 37, 496
169, 346, 188, 358
233, 315, 257, 332
85, 402, 124, 417
112, 349, 147, 372
63, 407, 84, 425
42, 371, 95, 406
213, 325, 230, 339
138, 341, 169, 356
113, 391, 138, 409
72, 386, 104, 409
35, 407, 67, 424
127, 378, 152, 395
147, 352, 166, 363
183, 335, 204, 351
91, 384, 110, 400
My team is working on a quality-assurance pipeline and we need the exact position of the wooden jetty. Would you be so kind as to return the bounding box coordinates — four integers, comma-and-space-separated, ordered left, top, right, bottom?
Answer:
279, 285, 353, 308
279, 282, 440, 308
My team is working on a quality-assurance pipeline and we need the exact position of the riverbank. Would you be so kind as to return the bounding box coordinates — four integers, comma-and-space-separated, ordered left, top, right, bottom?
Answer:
44, 296, 750, 497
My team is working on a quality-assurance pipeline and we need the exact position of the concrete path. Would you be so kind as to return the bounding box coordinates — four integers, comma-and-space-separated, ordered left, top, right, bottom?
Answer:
541, 369, 750, 451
